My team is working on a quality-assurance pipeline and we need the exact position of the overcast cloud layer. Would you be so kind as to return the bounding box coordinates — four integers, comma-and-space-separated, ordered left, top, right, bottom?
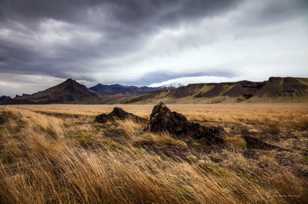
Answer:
0, 0, 308, 96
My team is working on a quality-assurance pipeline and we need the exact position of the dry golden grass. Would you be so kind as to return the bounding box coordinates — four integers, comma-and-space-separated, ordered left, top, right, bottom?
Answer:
0, 103, 307, 203
7, 103, 308, 122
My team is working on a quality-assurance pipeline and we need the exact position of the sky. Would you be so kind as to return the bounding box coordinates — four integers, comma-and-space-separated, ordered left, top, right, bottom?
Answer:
0, 0, 308, 96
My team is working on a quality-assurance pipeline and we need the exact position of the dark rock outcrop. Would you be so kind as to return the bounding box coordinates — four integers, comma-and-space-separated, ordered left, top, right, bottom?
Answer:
95, 107, 146, 123
147, 102, 224, 144
243, 135, 281, 150
0, 114, 6, 125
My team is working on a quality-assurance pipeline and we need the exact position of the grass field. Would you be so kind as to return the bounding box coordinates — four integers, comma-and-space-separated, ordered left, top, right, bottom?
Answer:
0, 103, 307, 203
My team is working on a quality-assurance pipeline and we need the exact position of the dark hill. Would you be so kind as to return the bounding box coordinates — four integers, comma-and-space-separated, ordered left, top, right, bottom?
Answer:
0, 96, 12, 105
11, 79, 100, 104
256, 77, 308, 97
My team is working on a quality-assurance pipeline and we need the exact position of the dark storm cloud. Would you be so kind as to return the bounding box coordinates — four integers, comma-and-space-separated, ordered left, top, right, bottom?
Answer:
0, 0, 240, 24
237, 0, 308, 26
0, 0, 101, 23
0, 0, 242, 80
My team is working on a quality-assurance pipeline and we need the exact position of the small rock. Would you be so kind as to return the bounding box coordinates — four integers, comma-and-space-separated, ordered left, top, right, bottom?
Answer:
95, 107, 146, 123
0, 114, 6, 125
147, 102, 224, 145
298, 165, 308, 178
243, 135, 281, 150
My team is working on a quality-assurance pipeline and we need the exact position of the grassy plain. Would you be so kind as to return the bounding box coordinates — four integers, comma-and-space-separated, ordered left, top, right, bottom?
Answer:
0, 103, 307, 203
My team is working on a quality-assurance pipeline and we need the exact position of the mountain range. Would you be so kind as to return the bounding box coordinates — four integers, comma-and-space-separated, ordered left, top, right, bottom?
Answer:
1, 77, 308, 104
130, 77, 308, 104
90, 84, 160, 95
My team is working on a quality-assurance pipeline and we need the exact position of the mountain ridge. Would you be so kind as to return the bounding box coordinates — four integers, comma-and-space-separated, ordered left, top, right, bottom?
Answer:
1, 77, 308, 104
9, 78, 100, 104
126, 77, 308, 103
90, 83, 161, 95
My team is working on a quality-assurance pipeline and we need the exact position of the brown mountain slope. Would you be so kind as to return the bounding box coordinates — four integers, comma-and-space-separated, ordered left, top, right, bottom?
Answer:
11, 79, 101, 104
255, 77, 308, 97
127, 77, 308, 103
223, 81, 264, 99
196, 83, 233, 98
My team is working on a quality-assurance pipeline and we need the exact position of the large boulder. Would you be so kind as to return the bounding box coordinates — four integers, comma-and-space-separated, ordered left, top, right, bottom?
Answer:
95, 107, 146, 123
147, 102, 224, 144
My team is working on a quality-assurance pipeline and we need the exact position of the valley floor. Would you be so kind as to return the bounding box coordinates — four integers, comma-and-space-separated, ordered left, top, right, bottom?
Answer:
0, 103, 307, 203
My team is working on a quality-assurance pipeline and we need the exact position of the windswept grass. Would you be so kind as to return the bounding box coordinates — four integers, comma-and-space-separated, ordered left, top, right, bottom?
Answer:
0, 104, 307, 204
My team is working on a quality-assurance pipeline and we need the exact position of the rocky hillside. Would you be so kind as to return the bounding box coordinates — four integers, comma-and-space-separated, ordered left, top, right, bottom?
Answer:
256, 77, 308, 97
128, 77, 308, 103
